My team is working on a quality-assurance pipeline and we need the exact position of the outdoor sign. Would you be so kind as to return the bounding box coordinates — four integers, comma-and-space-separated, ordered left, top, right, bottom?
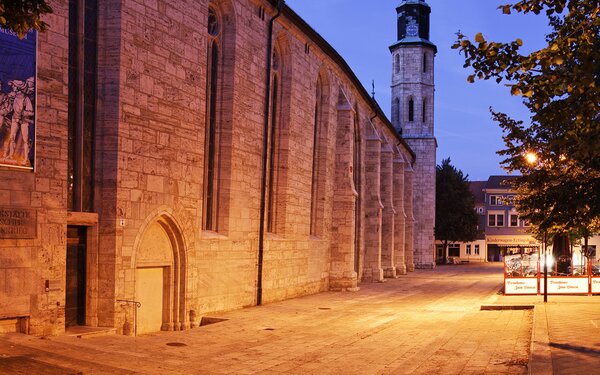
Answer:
539, 277, 589, 294
0, 207, 37, 238
505, 278, 538, 295
0, 27, 37, 170
592, 278, 600, 294
487, 235, 538, 245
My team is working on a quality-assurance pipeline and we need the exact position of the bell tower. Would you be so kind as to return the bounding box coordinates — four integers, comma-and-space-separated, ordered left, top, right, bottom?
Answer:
390, 0, 437, 269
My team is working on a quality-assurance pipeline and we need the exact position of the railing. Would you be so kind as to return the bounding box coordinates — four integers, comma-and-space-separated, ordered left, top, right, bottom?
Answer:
117, 299, 141, 336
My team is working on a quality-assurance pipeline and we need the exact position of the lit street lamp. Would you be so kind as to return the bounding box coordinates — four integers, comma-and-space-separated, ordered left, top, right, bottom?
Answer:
525, 151, 548, 303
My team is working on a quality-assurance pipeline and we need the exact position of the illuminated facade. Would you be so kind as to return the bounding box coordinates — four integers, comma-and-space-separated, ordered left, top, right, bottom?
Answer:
0, 0, 436, 336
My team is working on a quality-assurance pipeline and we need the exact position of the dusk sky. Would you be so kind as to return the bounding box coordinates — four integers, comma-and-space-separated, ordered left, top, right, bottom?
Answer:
285, 0, 550, 181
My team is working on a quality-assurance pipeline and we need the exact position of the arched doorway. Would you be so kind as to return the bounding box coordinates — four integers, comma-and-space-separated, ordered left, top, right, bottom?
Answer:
134, 215, 187, 334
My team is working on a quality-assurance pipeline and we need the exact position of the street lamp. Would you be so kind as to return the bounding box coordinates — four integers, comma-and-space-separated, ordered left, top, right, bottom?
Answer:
525, 151, 549, 303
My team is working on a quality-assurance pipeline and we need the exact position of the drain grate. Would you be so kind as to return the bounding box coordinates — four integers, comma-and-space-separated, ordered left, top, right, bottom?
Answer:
166, 342, 187, 347
480, 305, 534, 311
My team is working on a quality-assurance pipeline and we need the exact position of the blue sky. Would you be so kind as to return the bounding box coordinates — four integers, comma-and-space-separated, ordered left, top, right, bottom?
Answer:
285, 0, 550, 181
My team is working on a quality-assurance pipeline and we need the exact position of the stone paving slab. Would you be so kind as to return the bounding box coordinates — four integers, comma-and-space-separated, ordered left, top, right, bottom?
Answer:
489, 284, 600, 375
0, 264, 533, 374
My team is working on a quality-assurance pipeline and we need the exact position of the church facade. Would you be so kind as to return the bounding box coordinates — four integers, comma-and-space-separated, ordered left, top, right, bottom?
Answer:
0, 0, 436, 336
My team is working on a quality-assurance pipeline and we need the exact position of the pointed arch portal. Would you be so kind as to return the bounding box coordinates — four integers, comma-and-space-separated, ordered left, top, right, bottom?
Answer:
134, 214, 187, 334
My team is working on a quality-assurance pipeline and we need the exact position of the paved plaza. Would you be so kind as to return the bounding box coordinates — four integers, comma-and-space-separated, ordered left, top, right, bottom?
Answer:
1, 263, 598, 374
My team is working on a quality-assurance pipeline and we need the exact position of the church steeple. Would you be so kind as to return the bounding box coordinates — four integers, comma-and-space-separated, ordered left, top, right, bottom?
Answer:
389, 1, 437, 270
391, 0, 436, 51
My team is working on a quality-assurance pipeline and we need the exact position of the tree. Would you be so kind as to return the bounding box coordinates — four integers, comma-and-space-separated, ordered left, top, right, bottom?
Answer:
0, 0, 53, 38
452, 1, 600, 244
435, 158, 479, 263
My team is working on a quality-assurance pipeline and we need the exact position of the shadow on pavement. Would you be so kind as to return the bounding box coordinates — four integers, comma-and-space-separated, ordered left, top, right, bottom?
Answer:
550, 342, 600, 356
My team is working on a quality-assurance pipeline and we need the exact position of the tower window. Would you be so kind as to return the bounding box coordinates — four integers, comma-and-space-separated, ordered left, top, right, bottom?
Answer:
408, 98, 414, 122
423, 53, 427, 73
395, 54, 400, 74
422, 98, 426, 123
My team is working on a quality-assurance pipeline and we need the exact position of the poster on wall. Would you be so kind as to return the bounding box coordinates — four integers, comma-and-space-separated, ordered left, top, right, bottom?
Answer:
0, 28, 37, 170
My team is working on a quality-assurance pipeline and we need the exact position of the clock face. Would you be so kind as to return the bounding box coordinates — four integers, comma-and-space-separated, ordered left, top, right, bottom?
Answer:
406, 23, 419, 37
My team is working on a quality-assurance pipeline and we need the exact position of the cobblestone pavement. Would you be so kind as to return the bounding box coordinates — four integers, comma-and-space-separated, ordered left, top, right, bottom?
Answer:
0, 264, 533, 374
492, 291, 600, 375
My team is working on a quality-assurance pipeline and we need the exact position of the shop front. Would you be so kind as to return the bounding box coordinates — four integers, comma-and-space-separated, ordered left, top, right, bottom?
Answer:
505, 246, 600, 295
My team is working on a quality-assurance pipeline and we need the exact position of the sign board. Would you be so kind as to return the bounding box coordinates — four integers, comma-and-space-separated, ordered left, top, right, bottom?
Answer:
505, 278, 538, 295
0, 207, 36, 238
487, 235, 538, 245
0, 28, 37, 170
540, 277, 589, 294
592, 278, 600, 294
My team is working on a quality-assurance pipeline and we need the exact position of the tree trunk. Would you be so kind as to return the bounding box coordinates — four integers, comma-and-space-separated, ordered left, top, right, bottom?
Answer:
443, 240, 448, 265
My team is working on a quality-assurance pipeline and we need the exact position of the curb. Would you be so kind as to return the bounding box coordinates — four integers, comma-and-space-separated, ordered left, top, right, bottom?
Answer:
528, 304, 553, 375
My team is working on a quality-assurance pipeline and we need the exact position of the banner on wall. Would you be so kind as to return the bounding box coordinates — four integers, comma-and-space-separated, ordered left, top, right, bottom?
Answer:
0, 28, 37, 170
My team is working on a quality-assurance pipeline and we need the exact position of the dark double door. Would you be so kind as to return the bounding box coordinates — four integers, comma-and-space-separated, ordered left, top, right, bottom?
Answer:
66, 226, 87, 327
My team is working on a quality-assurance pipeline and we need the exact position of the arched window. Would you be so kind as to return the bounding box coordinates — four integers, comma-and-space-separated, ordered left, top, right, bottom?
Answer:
203, 6, 221, 231
408, 97, 414, 122
422, 98, 426, 123
310, 77, 324, 236
267, 48, 282, 233
353, 107, 361, 273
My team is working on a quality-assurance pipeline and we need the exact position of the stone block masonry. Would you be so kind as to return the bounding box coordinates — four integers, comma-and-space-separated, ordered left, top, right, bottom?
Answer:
0, 0, 433, 335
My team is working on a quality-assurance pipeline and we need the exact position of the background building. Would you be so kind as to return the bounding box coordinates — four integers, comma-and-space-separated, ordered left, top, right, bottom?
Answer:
0, 0, 436, 336
437, 175, 600, 264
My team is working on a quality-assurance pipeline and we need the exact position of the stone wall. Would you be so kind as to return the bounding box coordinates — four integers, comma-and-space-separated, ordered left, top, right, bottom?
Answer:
0, 0, 429, 336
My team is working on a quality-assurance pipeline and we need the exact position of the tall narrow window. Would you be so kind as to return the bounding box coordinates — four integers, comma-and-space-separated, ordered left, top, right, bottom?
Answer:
394, 97, 401, 134
68, 0, 97, 212
266, 49, 281, 233
408, 98, 414, 122
422, 98, 426, 123
423, 53, 427, 73
353, 109, 361, 273
310, 78, 323, 236
203, 7, 221, 231
395, 54, 400, 74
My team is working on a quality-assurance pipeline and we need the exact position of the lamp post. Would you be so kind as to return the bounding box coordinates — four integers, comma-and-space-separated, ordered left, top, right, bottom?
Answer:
543, 231, 548, 303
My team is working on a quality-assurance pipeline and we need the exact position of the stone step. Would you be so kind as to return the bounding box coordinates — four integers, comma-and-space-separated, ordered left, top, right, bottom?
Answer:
64, 326, 117, 338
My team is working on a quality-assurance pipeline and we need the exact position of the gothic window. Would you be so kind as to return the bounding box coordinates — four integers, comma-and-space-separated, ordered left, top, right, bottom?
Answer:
208, 7, 219, 36
353, 107, 361, 273
203, 6, 221, 231
267, 48, 282, 233
394, 97, 401, 130
310, 78, 324, 236
68, 0, 97, 212
408, 97, 414, 122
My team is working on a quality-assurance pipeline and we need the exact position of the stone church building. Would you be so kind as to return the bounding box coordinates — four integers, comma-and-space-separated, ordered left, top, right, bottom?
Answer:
0, 0, 436, 335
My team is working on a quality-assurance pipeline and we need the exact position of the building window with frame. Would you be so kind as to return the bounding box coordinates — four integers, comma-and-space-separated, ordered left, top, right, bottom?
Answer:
203, 6, 222, 231
266, 47, 282, 234
423, 52, 427, 73
408, 97, 414, 122
310, 76, 325, 236
488, 212, 505, 227
466, 244, 471, 255
490, 195, 504, 206
521, 218, 531, 227
509, 214, 519, 227
448, 244, 460, 257
474, 244, 480, 255
422, 98, 426, 123
395, 54, 400, 74
68, 0, 98, 213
